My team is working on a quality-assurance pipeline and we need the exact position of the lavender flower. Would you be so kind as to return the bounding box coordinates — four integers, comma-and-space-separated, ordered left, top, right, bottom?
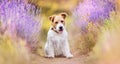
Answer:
73, 0, 115, 28
0, 0, 41, 48
71, 0, 115, 53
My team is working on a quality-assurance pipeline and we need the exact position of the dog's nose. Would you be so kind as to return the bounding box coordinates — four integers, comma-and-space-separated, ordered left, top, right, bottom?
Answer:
59, 26, 63, 30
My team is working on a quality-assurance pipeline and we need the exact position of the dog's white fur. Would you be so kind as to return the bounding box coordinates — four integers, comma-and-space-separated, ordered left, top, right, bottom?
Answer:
44, 13, 73, 58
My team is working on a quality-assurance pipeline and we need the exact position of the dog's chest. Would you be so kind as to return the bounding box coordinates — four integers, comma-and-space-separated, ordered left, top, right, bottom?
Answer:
52, 34, 66, 44
48, 30, 67, 43
52, 35, 66, 55
50, 31, 67, 46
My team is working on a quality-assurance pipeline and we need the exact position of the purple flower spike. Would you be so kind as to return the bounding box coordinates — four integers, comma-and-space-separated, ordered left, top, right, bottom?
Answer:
0, 0, 41, 49
73, 0, 115, 28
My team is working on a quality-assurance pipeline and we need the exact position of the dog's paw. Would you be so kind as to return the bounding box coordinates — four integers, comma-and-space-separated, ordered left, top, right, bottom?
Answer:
66, 54, 73, 59
45, 55, 54, 58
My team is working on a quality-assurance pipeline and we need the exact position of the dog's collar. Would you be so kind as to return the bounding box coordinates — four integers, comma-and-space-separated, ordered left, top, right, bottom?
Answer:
51, 28, 59, 33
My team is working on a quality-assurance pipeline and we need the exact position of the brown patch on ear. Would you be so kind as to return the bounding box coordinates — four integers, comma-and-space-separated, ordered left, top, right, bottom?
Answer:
60, 13, 67, 19
49, 16, 55, 22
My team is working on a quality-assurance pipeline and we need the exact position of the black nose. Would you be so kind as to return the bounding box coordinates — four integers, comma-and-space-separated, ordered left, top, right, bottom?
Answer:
59, 26, 63, 30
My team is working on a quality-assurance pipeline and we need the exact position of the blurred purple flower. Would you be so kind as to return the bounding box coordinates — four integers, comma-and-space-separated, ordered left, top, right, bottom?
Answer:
73, 0, 115, 28
0, 0, 41, 45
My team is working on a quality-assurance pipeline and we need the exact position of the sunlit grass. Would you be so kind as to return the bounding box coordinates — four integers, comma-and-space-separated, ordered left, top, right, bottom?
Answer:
0, 35, 30, 64
87, 11, 120, 64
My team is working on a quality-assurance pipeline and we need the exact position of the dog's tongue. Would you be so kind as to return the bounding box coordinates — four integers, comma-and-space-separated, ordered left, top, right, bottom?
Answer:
59, 30, 63, 33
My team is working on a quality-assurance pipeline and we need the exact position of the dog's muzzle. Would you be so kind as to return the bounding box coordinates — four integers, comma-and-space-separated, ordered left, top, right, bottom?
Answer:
59, 26, 63, 31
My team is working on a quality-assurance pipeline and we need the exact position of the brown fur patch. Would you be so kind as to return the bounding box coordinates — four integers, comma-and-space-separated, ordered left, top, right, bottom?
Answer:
60, 13, 67, 19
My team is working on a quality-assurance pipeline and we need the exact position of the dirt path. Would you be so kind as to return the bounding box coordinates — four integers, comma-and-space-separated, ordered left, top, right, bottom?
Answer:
31, 51, 88, 64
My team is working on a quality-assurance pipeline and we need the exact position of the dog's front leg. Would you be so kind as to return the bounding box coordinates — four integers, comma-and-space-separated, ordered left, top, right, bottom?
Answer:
63, 40, 73, 58
45, 40, 55, 58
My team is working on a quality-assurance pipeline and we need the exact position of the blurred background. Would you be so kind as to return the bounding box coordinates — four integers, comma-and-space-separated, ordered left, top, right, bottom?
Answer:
0, 0, 120, 64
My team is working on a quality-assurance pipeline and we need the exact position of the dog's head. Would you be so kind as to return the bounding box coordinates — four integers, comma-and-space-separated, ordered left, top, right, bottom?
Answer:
49, 12, 67, 33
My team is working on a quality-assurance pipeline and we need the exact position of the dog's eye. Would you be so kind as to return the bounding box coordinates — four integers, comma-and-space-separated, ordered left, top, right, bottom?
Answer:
55, 22, 58, 24
61, 20, 64, 23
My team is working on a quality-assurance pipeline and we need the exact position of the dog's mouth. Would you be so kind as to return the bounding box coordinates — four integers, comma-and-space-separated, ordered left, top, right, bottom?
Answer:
59, 30, 63, 31
59, 29, 63, 32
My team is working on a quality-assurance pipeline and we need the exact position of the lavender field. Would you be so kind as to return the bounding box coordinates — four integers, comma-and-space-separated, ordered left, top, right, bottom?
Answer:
0, 0, 120, 64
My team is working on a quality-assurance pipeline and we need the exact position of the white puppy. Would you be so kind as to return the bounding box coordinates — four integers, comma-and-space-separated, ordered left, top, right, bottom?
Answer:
44, 13, 73, 58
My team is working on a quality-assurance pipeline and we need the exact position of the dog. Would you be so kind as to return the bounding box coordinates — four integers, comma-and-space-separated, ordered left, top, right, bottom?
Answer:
44, 12, 73, 58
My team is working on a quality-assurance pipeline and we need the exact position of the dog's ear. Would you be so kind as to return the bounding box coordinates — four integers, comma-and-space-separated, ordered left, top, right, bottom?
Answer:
60, 12, 67, 19
49, 16, 55, 22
